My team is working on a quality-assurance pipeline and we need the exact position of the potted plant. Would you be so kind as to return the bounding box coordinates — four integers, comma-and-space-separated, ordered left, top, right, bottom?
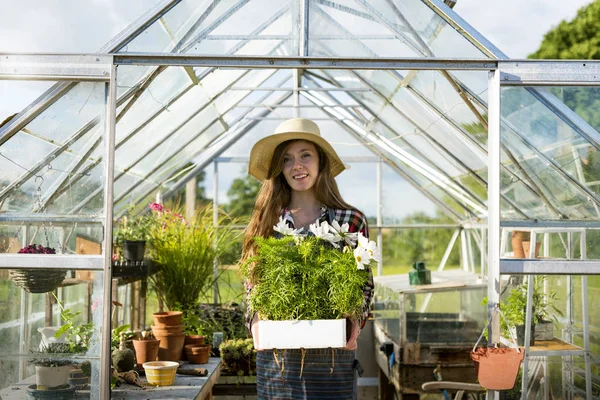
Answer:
241, 219, 378, 351
146, 203, 240, 311
114, 213, 151, 262
30, 343, 75, 390
497, 276, 563, 345
54, 293, 94, 354
219, 338, 256, 376
9, 244, 66, 293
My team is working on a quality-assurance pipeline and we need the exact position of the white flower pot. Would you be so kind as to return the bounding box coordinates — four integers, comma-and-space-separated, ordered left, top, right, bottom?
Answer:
35, 365, 71, 389
256, 319, 346, 350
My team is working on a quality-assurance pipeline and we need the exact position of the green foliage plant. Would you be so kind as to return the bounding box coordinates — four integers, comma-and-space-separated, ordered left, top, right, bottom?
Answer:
482, 276, 563, 338
113, 208, 153, 243
147, 203, 240, 311
30, 343, 76, 368
53, 293, 93, 353
241, 222, 375, 321
219, 338, 256, 375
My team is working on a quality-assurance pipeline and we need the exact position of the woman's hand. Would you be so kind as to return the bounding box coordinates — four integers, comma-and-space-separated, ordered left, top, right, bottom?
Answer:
344, 317, 360, 350
250, 313, 261, 350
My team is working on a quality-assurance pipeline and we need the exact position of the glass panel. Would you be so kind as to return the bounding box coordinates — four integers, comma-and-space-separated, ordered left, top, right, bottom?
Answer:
0, 82, 105, 216
501, 86, 600, 220
382, 163, 451, 224
0, 269, 106, 397
308, 0, 487, 58
308, 0, 419, 58
122, 0, 298, 56
116, 67, 192, 143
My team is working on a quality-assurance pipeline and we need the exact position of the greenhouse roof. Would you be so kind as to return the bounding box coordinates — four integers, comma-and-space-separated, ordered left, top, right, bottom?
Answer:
1, 0, 600, 223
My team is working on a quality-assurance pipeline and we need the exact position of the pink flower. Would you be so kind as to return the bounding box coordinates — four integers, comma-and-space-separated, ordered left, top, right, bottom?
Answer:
149, 203, 164, 212
112, 254, 118, 261
91, 299, 99, 312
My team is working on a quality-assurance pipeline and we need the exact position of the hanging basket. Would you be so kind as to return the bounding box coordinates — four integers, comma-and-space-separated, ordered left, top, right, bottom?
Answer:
8, 269, 67, 293
470, 347, 524, 390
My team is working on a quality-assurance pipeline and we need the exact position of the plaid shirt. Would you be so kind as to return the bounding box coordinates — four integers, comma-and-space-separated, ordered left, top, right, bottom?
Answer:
245, 206, 374, 332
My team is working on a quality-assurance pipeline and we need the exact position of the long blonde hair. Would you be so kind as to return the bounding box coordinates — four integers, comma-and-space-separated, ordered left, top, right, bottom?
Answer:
242, 140, 354, 261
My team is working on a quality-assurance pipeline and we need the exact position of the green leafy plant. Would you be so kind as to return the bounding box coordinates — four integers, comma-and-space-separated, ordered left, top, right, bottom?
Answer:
219, 338, 256, 376
181, 303, 246, 341
113, 212, 153, 243
482, 276, 563, 338
111, 324, 136, 350
241, 234, 372, 321
30, 343, 76, 368
53, 294, 93, 353
147, 203, 240, 311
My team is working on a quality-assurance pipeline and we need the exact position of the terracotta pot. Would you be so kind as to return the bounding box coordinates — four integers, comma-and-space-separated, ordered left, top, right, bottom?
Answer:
154, 332, 185, 361
471, 347, 524, 390
152, 311, 183, 327
522, 241, 541, 258
185, 344, 211, 364
151, 324, 184, 335
132, 338, 160, 368
511, 236, 525, 258
181, 335, 205, 361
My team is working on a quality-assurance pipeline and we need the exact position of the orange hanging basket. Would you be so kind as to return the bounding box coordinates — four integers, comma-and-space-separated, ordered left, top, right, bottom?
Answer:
471, 347, 524, 390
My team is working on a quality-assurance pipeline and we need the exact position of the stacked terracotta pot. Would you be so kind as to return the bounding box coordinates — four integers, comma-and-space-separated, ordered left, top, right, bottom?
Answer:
181, 335, 205, 361
185, 343, 211, 364
152, 311, 185, 361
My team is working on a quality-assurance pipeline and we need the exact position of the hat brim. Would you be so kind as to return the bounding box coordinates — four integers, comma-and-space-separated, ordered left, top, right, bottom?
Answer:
248, 131, 346, 182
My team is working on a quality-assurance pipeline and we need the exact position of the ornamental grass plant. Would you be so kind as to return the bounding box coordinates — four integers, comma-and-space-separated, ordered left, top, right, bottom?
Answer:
242, 219, 378, 321
147, 203, 240, 311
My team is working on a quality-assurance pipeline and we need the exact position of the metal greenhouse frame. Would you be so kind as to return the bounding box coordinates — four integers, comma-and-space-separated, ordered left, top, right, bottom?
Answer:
2, 0, 600, 398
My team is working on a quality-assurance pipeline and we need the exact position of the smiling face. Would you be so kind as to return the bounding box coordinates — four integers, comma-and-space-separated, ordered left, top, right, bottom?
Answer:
281, 140, 320, 193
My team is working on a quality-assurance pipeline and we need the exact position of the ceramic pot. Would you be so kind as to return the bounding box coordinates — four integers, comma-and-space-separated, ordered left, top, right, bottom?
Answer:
185, 344, 211, 364
151, 324, 184, 335
133, 338, 160, 368
35, 365, 72, 390
471, 347, 524, 390
152, 311, 183, 327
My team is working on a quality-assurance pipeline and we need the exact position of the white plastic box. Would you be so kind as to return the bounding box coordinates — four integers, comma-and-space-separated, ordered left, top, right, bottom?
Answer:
255, 319, 346, 350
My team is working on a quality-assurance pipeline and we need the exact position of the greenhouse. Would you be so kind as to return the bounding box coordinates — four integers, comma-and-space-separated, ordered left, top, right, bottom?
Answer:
1, 0, 599, 399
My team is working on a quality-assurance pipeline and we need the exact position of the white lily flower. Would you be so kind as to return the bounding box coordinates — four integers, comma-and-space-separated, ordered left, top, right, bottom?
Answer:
329, 220, 358, 247
357, 232, 381, 263
309, 220, 340, 247
273, 216, 302, 236
354, 246, 369, 270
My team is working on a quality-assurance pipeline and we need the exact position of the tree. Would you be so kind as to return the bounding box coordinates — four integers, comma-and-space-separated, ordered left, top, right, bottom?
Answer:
225, 175, 261, 218
382, 211, 460, 268
529, 1, 600, 60
529, 2, 600, 181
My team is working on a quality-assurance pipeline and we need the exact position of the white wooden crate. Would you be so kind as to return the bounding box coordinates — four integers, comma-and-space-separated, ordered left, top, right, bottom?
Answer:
255, 319, 346, 349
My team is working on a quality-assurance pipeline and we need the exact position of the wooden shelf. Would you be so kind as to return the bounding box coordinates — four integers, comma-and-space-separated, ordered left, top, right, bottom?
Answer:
530, 337, 582, 353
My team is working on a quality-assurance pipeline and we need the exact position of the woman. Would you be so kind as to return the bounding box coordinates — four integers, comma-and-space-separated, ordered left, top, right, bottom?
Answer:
242, 118, 374, 399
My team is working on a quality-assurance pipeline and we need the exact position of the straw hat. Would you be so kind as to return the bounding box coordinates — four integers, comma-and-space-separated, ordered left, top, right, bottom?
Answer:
248, 118, 346, 182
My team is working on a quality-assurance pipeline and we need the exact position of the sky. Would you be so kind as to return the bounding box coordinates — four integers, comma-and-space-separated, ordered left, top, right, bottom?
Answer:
0, 0, 594, 217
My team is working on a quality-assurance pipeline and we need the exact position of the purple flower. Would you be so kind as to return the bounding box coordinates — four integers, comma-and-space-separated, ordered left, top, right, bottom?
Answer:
18, 244, 56, 254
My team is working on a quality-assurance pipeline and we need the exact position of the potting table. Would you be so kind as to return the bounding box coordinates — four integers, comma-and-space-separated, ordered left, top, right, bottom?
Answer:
0, 358, 222, 400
